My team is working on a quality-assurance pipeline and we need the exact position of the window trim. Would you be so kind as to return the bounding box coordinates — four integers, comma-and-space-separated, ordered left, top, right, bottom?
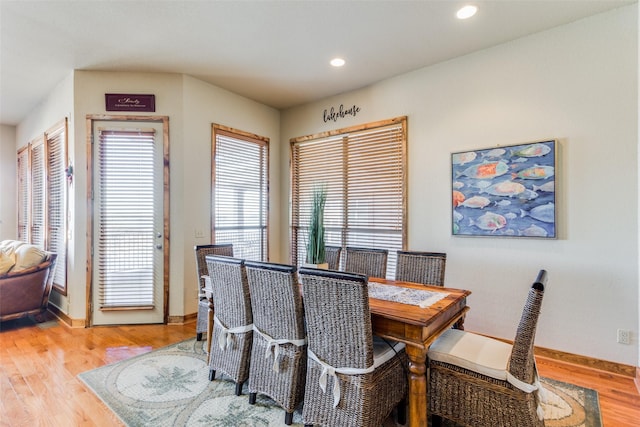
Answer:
211, 124, 270, 261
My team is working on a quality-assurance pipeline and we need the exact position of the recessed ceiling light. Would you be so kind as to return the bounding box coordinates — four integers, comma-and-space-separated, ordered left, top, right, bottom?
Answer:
330, 58, 346, 67
456, 5, 477, 20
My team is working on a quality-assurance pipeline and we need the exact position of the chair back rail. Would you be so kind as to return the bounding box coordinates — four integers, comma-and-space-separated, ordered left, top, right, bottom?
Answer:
508, 269, 547, 383
344, 247, 388, 279
395, 250, 446, 286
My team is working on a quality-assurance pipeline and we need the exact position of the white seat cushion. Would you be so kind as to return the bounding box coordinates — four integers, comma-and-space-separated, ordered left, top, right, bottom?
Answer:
428, 328, 512, 381
372, 336, 405, 368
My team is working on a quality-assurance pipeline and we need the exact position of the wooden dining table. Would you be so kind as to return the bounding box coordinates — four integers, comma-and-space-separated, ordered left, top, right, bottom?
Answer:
368, 277, 471, 427
204, 274, 470, 427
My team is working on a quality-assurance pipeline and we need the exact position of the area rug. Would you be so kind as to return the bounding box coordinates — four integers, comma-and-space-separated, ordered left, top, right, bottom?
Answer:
78, 338, 602, 427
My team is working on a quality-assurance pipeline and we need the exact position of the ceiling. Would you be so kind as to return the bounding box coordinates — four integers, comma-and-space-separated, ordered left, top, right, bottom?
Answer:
0, 0, 634, 126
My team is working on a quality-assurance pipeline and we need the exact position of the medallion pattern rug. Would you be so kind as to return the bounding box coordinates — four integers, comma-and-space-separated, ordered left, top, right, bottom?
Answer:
78, 338, 602, 427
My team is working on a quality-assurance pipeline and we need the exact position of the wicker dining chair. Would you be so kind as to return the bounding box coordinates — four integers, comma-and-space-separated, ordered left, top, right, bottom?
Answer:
428, 270, 548, 427
298, 267, 408, 427
245, 261, 307, 425
395, 251, 447, 286
324, 245, 342, 271
343, 247, 388, 278
206, 255, 253, 396
194, 244, 234, 341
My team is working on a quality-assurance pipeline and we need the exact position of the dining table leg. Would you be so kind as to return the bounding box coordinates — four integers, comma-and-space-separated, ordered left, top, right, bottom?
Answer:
406, 345, 428, 427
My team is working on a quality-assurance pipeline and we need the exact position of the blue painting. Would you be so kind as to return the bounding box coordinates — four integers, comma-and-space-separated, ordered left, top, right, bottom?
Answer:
451, 140, 556, 238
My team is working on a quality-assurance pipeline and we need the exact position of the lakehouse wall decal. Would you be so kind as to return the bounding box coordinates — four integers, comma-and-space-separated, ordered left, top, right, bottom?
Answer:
323, 104, 360, 123
451, 140, 557, 238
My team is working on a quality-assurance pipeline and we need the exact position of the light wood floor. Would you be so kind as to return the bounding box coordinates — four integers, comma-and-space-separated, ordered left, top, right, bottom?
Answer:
1, 315, 638, 427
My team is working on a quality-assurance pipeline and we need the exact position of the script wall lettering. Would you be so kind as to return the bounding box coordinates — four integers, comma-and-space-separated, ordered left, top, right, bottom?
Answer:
323, 104, 361, 123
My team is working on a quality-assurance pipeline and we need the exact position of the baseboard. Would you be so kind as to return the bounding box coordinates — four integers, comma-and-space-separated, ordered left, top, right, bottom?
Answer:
47, 305, 86, 328
482, 332, 636, 378
167, 312, 197, 325
534, 345, 636, 378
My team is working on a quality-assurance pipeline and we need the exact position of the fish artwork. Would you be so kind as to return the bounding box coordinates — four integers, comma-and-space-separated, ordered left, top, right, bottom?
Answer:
511, 143, 551, 158
518, 189, 539, 201
513, 165, 555, 180
482, 148, 506, 158
458, 196, 491, 209
469, 212, 507, 232
521, 224, 549, 237
520, 202, 555, 223
480, 180, 525, 197
453, 190, 465, 207
451, 140, 556, 238
533, 181, 555, 192
458, 161, 509, 179
452, 151, 477, 165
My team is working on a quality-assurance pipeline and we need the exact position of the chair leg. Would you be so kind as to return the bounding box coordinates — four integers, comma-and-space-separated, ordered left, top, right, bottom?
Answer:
208, 369, 216, 381
397, 398, 407, 425
235, 381, 243, 396
431, 414, 443, 427
196, 332, 203, 341
285, 412, 294, 425
249, 392, 257, 404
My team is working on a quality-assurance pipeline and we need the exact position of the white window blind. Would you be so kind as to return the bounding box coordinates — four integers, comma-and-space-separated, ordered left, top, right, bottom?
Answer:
212, 126, 269, 261
30, 137, 46, 248
97, 129, 156, 308
17, 147, 29, 242
291, 117, 407, 279
45, 120, 68, 292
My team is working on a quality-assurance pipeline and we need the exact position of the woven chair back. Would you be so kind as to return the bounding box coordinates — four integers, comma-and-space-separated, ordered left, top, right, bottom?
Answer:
344, 247, 388, 278
324, 246, 342, 270
509, 270, 547, 383
195, 244, 233, 289
395, 251, 446, 286
245, 261, 305, 341
205, 255, 252, 328
298, 268, 373, 369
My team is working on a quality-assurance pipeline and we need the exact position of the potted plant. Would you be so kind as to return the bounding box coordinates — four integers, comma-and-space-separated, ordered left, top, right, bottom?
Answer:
305, 185, 328, 268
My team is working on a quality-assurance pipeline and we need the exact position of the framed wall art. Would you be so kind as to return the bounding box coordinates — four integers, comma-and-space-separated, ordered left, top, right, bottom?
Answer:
451, 140, 556, 238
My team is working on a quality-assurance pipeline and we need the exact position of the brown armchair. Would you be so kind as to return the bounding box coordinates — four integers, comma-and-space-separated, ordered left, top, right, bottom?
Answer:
0, 251, 57, 322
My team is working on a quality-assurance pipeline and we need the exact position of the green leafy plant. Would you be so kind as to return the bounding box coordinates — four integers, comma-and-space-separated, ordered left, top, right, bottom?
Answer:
306, 185, 327, 264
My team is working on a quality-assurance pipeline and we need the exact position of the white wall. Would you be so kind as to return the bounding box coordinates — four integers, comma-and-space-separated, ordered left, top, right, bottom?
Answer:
70, 71, 280, 320
281, 5, 639, 366
0, 124, 17, 239
180, 75, 280, 315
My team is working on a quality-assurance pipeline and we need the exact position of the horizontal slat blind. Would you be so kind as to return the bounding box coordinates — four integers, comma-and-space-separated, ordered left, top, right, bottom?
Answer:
17, 147, 29, 242
291, 118, 406, 278
30, 138, 46, 248
97, 130, 156, 308
213, 127, 269, 261
46, 120, 68, 291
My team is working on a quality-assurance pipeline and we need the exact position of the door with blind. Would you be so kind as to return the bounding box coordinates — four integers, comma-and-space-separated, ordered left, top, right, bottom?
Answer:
91, 120, 167, 325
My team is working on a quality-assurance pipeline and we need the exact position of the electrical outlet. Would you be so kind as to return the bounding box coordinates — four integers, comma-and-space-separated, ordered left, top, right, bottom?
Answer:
617, 329, 630, 345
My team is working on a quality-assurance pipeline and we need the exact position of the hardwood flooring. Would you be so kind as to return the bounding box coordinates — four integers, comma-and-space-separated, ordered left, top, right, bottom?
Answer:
1, 315, 638, 426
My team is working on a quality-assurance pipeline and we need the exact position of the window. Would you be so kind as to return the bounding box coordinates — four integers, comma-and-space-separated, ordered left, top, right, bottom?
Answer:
212, 124, 269, 261
16, 118, 68, 293
290, 117, 407, 278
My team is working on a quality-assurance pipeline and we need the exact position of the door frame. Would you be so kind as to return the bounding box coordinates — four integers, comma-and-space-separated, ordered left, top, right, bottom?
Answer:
85, 114, 170, 326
